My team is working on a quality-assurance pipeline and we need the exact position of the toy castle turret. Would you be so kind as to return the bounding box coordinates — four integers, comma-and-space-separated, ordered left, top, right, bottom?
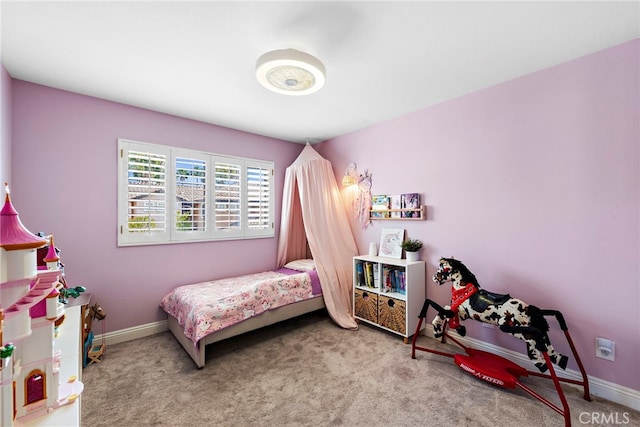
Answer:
0, 183, 83, 425
43, 235, 60, 270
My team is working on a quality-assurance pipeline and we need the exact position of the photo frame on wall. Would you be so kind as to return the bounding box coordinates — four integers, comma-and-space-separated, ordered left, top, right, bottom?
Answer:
378, 228, 404, 259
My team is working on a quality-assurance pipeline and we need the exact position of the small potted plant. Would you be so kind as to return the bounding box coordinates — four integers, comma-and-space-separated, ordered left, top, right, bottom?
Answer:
401, 238, 423, 262
1, 343, 15, 368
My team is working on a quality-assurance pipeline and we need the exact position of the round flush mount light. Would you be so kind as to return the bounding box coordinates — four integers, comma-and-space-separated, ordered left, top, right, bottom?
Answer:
256, 49, 326, 96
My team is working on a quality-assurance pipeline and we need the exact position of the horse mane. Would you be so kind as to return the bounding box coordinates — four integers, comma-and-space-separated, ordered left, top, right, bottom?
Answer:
444, 257, 480, 288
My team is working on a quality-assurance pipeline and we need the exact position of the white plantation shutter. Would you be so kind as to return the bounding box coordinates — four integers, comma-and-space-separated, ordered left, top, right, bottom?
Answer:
214, 158, 242, 237
127, 151, 167, 231
118, 139, 274, 246
118, 140, 170, 245
173, 150, 209, 240
246, 161, 273, 236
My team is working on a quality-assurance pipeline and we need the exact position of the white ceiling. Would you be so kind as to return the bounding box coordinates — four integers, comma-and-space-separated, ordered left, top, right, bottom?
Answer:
1, 1, 639, 143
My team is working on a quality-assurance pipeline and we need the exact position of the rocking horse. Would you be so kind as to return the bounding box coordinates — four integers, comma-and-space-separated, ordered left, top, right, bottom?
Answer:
84, 303, 107, 366
411, 257, 591, 427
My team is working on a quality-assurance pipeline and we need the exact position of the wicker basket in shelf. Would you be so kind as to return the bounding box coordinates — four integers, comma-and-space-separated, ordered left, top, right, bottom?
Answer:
378, 295, 406, 335
354, 289, 378, 323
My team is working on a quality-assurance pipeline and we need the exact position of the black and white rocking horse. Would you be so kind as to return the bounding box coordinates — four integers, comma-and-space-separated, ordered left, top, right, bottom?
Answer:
431, 257, 567, 372
411, 257, 591, 427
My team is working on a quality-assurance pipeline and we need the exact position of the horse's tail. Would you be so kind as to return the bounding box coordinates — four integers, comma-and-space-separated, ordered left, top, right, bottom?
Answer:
528, 305, 549, 334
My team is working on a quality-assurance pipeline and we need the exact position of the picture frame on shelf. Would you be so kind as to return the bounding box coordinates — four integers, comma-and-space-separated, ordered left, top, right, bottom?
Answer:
371, 194, 391, 218
389, 194, 402, 218
401, 193, 420, 218
378, 228, 404, 259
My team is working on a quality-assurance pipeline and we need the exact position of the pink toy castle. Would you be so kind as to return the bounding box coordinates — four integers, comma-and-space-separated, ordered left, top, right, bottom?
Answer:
0, 183, 83, 425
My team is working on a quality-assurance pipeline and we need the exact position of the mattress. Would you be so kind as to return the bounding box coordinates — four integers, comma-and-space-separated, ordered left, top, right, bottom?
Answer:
160, 268, 321, 344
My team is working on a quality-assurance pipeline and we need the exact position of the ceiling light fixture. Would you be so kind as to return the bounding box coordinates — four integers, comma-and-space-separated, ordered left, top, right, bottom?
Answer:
256, 49, 326, 96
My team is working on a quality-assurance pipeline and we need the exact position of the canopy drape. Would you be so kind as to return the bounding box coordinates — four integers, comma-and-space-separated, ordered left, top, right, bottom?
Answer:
277, 144, 358, 329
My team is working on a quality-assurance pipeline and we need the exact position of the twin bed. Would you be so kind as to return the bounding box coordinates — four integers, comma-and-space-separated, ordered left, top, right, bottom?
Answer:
160, 259, 324, 368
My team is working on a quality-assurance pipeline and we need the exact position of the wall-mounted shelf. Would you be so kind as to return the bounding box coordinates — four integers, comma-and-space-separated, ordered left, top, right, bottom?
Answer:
369, 205, 425, 221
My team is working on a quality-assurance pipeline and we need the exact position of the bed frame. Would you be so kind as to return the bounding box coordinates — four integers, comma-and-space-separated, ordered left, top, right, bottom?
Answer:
167, 295, 325, 368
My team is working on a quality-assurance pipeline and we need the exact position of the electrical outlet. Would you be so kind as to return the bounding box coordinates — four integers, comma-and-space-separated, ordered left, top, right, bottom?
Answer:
595, 337, 615, 361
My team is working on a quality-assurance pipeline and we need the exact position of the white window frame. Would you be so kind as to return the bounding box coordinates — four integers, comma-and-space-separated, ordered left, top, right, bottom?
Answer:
118, 138, 274, 246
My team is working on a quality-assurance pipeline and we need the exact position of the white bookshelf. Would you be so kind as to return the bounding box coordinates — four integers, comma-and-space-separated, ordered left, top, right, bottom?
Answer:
353, 255, 426, 342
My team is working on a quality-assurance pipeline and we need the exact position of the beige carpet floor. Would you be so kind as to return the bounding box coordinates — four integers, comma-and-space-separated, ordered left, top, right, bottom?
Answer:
81, 310, 638, 426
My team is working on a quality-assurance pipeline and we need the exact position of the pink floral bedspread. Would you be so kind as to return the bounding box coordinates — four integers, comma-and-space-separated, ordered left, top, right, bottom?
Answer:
160, 270, 315, 343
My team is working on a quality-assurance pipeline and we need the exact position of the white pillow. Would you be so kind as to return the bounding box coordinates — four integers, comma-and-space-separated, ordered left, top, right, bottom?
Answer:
284, 259, 316, 272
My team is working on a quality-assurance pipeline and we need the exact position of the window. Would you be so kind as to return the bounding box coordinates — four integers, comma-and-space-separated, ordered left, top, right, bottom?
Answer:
25, 370, 46, 405
214, 159, 241, 235
118, 139, 274, 246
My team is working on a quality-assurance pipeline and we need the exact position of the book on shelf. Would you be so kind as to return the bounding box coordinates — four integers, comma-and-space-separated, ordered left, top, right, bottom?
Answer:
364, 262, 374, 287
396, 269, 406, 294
371, 194, 391, 218
381, 266, 407, 294
389, 194, 402, 218
397, 270, 406, 294
356, 262, 365, 287
373, 263, 380, 288
391, 269, 399, 293
401, 193, 420, 218
382, 265, 393, 293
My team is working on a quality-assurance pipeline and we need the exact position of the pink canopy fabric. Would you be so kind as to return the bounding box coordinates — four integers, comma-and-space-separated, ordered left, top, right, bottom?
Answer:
277, 144, 358, 329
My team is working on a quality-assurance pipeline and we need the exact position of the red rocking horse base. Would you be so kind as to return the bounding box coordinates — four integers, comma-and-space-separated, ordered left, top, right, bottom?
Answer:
454, 348, 529, 389
411, 317, 591, 427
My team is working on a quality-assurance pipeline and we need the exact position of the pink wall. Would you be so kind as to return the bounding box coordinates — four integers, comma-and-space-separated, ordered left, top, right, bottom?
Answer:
0, 64, 11, 184
6, 39, 639, 392
10, 81, 303, 332
320, 40, 639, 390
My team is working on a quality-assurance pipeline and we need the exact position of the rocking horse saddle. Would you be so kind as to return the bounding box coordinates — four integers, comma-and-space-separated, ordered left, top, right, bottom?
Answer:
469, 290, 511, 312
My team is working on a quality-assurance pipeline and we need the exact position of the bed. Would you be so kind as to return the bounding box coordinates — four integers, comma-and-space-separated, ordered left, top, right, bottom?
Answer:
160, 259, 324, 368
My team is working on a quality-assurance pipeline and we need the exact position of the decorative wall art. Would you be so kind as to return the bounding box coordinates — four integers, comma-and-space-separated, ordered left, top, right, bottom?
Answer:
354, 169, 373, 229
378, 228, 405, 259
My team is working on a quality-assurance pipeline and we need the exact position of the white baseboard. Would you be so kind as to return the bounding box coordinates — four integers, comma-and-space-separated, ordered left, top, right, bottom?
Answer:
420, 328, 640, 412
94, 321, 640, 411
93, 320, 168, 346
